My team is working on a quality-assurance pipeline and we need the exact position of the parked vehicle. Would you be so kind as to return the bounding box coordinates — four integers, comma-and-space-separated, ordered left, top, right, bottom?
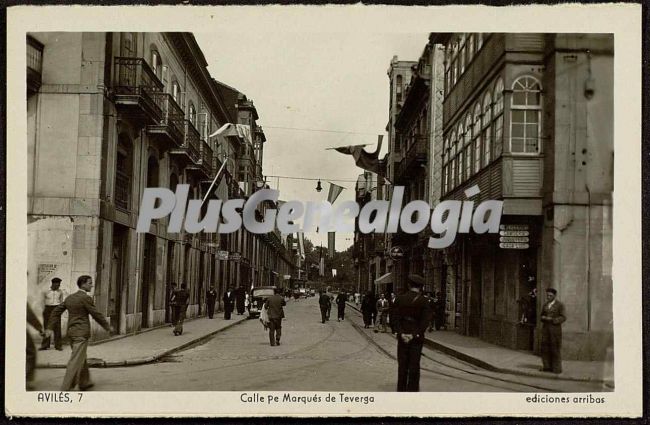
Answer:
248, 286, 277, 319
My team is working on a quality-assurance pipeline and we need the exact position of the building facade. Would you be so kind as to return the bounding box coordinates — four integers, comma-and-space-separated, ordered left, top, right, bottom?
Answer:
27, 32, 295, 341
435, 33, 613, 360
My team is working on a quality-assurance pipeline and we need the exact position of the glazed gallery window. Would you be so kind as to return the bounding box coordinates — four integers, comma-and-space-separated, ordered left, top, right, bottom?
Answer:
510, 76, 542, 154
493, 78, 504, 158
473, 102, 482, 174
482, 92, 492, 166
188, 102, 196, 125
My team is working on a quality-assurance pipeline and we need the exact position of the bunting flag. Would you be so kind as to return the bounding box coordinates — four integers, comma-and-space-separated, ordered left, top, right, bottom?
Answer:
209, 123, 253, 145
329, 135, 387, 179
327, 182, 345, 204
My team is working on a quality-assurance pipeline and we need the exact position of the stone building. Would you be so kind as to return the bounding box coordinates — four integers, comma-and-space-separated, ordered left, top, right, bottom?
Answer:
27, 32, 295, 341
434, 32, 613, 360
390, 41, 446, 297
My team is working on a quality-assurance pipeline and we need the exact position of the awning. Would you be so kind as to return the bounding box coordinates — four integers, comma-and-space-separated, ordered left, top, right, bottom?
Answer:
374, 272, 393, 285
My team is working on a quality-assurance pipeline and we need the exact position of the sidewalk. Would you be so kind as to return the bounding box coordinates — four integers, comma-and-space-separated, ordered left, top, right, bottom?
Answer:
36, 314, 248, 368
346, 302, 612, 384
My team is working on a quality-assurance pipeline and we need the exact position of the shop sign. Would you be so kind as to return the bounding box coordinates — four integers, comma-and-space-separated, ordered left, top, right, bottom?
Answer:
499, 230, 529, 237
499, 236, 529, 243
216, 250, 229, 260
389, 246, 405, 260
230, 252, 241, 261
499, 242, 529, 249
500, 224, 529, 231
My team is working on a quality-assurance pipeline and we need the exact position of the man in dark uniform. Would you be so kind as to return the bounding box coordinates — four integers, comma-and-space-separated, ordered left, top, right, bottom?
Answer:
540, 288, 566, 374
264, 288, 286, 346
318, 290, 331, 324
223, 286, 235, 320
235, 285, 246, 315
391, 275, 432, 392
172, 283, 190, 336
206, 285, 217, 319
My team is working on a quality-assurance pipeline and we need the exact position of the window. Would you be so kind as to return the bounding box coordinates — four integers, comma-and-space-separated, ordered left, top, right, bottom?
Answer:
468, 34, 475, 62
473, 102, 482, 173
188, 102, 196, 125
493, 78, 504, 158
451, 130, 457, 188
150, 50, 162, 80
477, 33, 484, 50
120, 32, 137, 57
482, 92, 492, 166
396, 75, 403, 102
510, 76, 542, 154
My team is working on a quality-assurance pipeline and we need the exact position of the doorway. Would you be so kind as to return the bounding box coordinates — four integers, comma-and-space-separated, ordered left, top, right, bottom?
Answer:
141, 234, 156, 328
109, 225, 128, 333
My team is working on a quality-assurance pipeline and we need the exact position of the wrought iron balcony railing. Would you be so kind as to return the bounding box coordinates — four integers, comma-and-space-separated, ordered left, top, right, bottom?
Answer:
147, 92, 185, 148
113, 57, 164, 123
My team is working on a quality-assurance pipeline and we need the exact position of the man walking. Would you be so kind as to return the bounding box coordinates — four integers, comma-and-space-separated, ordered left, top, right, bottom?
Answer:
223, 286, 235, 320
206, 285, 217, 319
318, 290, 331, 324
40, 277, 65, 351
264, 288, 286, 346
335, 291, 347, 322
236, 285, 246, 315
167, 282, 178, 326
392, 275, 432, 392
540, 288, 566, 374
172, 283, 190, 336
46, 275, 113, 391
375, 293, 390, 333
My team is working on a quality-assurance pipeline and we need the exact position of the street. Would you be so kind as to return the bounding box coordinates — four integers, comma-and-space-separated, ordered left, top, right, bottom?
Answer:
31, 296, 603, 392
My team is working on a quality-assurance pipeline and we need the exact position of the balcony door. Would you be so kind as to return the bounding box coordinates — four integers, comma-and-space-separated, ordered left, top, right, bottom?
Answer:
120, 32, 137, 57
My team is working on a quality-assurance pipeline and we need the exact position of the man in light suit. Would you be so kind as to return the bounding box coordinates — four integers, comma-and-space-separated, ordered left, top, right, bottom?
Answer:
46, 275, 113, 391
540, 288, 566, 374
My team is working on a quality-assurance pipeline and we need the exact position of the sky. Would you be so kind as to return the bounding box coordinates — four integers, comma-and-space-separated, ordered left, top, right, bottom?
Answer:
194, 31, 428, 251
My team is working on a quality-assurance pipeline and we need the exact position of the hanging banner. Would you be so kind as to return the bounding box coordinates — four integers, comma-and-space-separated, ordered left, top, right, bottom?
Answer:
328, 232, 336, 257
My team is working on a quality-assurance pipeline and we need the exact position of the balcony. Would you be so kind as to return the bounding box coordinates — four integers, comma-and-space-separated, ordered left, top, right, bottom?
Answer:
188, 139, 213, 179
396, 136, 428, 181
113, 57, 164, 124
27, 36, 43, 95
170, 120, 200, 164
147, 93, 185, 149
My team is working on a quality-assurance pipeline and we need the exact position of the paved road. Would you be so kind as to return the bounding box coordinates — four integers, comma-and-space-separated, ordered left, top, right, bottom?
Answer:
31, 296, 603, 392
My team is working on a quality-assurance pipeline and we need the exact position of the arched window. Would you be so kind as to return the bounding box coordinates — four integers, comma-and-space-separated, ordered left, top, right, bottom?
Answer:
473, 102, 482, 174
150, 49, 162, 80
510, 76, 542, 154
482, 92, 493, 166
188, 101, 196, 125
171, 80, 180, 102
493, 78, 504, 158
477, 33, 484, 50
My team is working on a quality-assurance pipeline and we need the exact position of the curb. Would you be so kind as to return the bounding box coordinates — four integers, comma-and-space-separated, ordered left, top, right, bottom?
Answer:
345, 302, 603, 384
37, 316, 248, 369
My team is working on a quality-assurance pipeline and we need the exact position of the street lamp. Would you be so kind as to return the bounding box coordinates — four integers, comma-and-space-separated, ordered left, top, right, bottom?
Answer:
315, 179, 323, 192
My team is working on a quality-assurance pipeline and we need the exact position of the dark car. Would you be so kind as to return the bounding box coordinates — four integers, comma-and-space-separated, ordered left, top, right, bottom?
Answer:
248, 286, 277, 318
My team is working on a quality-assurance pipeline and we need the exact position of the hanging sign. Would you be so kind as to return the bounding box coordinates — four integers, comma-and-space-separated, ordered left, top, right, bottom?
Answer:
499, 243, 530, 249
216, 250, 229, 260
230, 252, 241, 261
389, 246, 405, 260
